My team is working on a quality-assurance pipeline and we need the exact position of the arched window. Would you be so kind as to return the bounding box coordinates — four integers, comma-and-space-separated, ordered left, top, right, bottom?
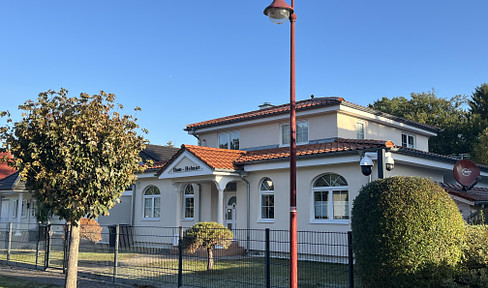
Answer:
260, 177, 274, 220
183, 184, 195, 219
313, 173, 349, 220
143, 186, 160, 219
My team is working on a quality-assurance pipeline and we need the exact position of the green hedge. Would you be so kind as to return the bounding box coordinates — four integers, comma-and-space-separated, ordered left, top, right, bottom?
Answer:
351, 176, 466, 287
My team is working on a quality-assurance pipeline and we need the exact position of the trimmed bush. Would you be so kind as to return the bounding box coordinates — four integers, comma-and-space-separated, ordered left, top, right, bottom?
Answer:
182, 222, 233, 271
351, 176, 465, 287
80, 218, 102, 243
463, 225, 488, 269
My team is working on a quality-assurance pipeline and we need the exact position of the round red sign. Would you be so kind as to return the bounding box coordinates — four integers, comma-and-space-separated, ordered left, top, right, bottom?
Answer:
453, 160, 480, 187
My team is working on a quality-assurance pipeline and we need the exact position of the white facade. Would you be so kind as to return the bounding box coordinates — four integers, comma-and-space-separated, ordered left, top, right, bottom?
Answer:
128, 97, 488, 243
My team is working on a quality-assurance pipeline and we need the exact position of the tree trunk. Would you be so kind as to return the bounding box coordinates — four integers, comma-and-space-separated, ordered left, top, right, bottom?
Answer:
65, 220, 80, 288
207, 247, 214, 271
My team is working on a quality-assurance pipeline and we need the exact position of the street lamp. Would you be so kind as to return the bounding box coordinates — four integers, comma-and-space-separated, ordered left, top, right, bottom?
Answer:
263, 1, 297, 287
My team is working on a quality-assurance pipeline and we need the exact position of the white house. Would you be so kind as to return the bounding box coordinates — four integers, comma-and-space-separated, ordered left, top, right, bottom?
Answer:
129, 96, 488, 243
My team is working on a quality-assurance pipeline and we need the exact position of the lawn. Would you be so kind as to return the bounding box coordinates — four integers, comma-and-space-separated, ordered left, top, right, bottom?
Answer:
0, 275, 60, 288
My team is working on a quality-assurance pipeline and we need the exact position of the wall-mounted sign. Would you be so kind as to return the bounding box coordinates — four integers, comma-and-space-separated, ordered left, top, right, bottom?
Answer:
172, 165, 201, 173
453, 159, 480, 190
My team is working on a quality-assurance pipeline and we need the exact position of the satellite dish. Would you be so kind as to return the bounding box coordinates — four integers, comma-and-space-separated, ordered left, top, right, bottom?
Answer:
453, 159, 480, 190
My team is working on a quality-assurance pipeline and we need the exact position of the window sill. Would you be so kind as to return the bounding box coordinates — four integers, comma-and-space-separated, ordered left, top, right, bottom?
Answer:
310, 219, 349, 225
182, 218, 194, 222
257, 219, 275, 223
141, 218, 160, 221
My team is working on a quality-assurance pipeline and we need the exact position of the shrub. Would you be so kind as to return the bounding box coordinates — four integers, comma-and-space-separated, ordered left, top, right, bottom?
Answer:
79, 218, 102, 243
351, 176, 465, 287
462, 225, 488, 269
182, 222, 233, 271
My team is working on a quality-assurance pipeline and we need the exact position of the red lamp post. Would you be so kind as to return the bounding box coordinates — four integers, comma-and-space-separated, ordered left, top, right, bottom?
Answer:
264, 1, 297, 287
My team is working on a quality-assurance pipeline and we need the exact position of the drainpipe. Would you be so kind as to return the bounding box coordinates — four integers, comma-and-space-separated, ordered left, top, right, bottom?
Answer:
240, 174, 250, 254
130, 183, 136, 226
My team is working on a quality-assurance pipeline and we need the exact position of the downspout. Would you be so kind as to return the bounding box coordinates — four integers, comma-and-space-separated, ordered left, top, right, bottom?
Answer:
131, 183, 136, 226
240, 174, 250, 254
188, 129, 201, 146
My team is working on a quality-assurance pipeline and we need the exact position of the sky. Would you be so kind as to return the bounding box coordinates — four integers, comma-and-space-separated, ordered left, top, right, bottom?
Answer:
1, 0, 488, 147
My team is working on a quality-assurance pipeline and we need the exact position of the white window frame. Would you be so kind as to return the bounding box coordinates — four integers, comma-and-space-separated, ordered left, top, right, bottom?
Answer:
143, 186, 160, 219
311, 173, 350, 224
401, 133, 415, 148
183, 184, 195, 220
259, 178, 275, 222
281, 120, 309, 146
218, 132, 240, 150
356, 121, 365, 139
12, 200, 18, 218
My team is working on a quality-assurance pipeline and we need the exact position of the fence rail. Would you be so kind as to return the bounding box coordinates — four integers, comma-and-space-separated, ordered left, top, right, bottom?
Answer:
0, 222, 359, 288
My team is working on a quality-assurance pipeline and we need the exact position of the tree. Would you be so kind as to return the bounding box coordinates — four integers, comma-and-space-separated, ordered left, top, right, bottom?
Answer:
470, 127, 488, 165
182, 222, 233, 271
469, 83, 488, 120
0, 89, 147, 288
370, 91, 469, 155
352, 177, 465, 288
468, 84, 488, 164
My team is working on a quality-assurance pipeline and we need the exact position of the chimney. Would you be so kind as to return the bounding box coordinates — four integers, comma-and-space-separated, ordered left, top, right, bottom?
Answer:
259, 102, 274, 109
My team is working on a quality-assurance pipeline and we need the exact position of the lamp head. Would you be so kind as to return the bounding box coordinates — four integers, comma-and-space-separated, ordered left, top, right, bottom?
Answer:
264, 0, 294, 24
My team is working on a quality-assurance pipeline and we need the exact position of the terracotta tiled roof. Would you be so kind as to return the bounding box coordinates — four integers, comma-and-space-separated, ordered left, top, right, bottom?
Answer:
185, 97, 344, 131
185, 96, 440, 133
0, 152, 17, 179
439, 182, 488, 203
157, 145, 246, 175
235, 138, 394, 164
184, 145, 245, 170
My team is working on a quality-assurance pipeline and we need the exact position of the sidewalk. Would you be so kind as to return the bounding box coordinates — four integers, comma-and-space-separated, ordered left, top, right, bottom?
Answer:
0, 265, 138, 288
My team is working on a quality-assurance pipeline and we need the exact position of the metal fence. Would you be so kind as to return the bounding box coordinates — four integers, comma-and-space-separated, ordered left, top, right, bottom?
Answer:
0, 222, 359, 288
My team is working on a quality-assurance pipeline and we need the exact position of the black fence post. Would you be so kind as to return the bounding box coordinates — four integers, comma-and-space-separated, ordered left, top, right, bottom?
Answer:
348, 231, 354, 288
63, 223, 70, 274
35, 223, 41, 269
265, 228, 270, 288
7, 222, 12, 264
178, 226, 183, 288
44, 224, 52, 270
113, 224, 119, 283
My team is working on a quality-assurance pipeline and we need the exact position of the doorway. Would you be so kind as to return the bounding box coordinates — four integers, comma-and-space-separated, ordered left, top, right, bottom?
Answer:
224, 194, 236, 233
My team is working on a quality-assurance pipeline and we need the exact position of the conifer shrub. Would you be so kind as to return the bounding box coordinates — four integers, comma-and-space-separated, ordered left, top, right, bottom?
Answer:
351, 176, 465, 287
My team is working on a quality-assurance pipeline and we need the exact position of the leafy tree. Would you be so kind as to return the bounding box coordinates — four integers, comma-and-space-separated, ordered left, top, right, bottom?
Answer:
370, 91, 469, 155
470, 127, 488, 165
182, 222, 233, 271
468, 84, 488, 164
0, 89, 147, 288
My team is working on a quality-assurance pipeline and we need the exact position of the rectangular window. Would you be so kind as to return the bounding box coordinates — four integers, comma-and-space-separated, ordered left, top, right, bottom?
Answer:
401, 133, 415, 148
154, 198, 160, 218
219, 132, 240, 150
21, 200, 27, 218
333, 190, 349, 219
144, 198, 153, 218
12, 200, 18, 218
184, 197, 194, 218
282, 121, 309, 145
314, 191, 329, 219
356, 122, 365, 139
261, 194, 274, 219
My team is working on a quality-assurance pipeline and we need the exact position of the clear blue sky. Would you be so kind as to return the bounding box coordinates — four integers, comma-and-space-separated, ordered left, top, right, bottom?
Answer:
1, 1, 487, 146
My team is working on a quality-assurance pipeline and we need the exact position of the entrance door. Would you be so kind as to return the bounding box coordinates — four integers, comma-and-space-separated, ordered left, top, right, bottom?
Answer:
224, 195, 236, 233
